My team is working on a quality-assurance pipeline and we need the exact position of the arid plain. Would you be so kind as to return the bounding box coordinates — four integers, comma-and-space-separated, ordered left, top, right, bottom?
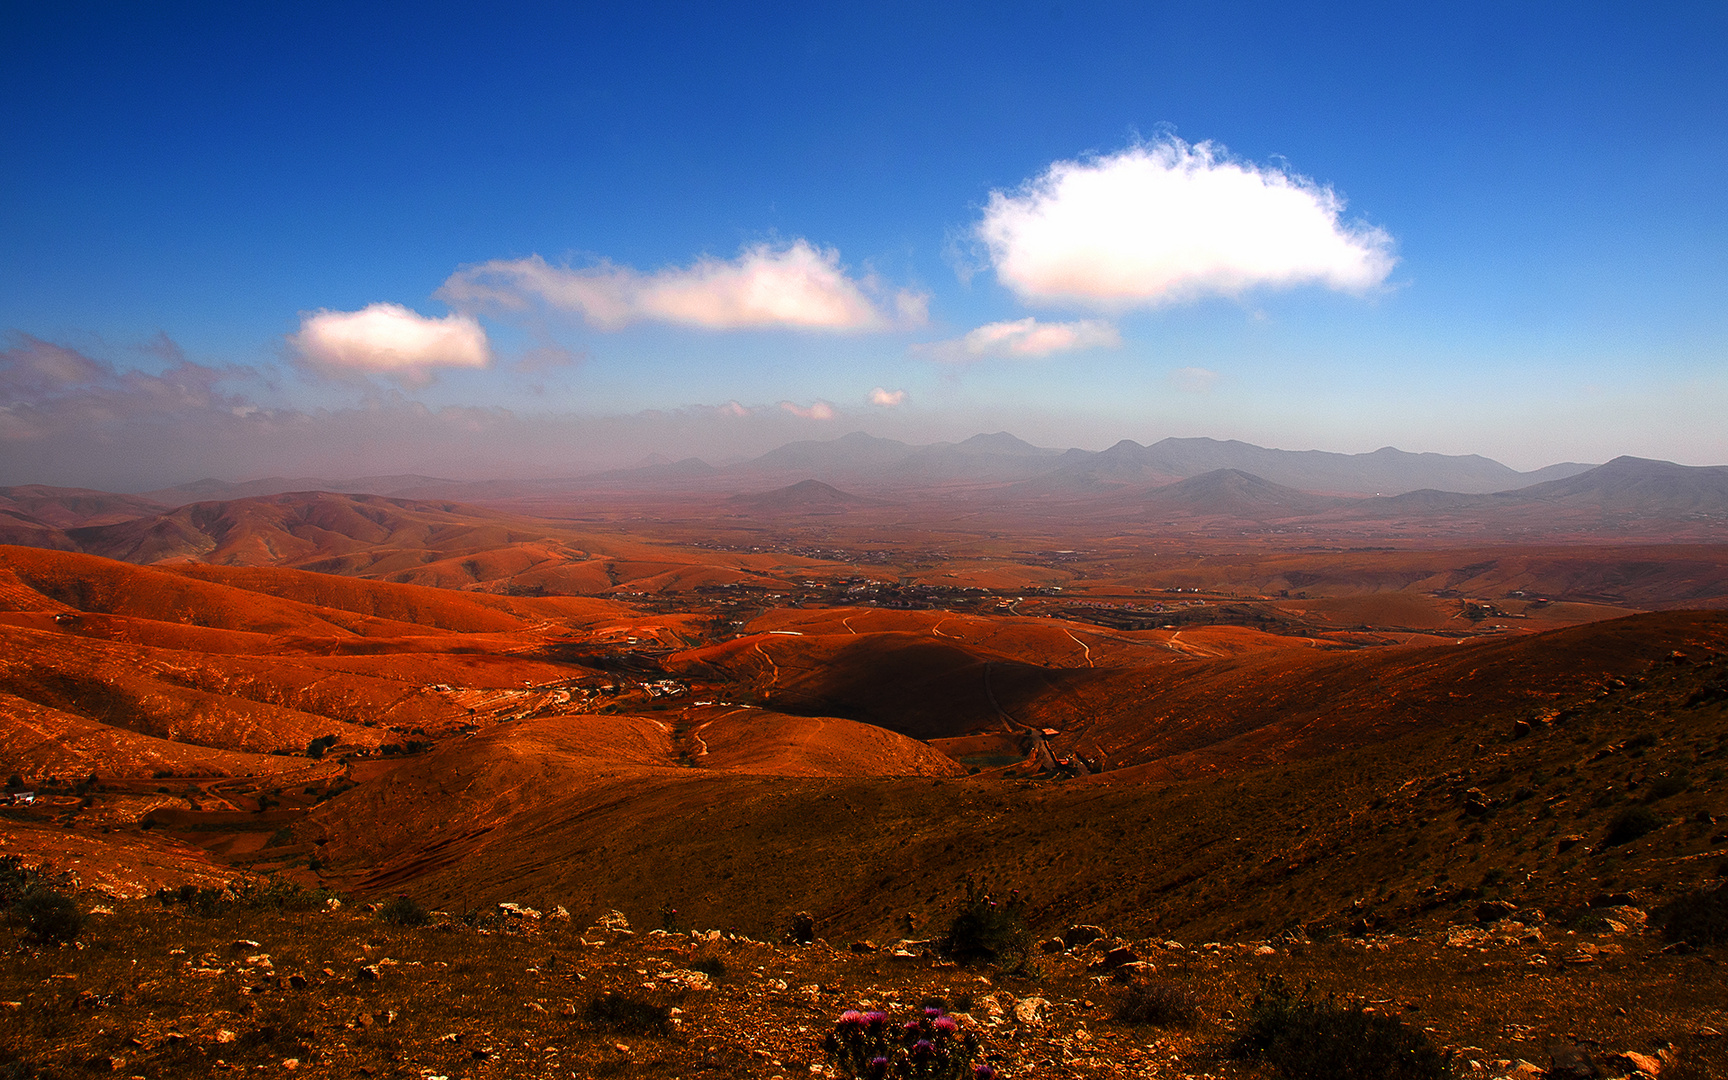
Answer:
2, 433, 1727, 1079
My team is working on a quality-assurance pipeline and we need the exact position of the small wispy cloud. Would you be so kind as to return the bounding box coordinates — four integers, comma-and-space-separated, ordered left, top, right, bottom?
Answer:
439, 241, 925, 333
976, 136, 1395, 309
868, 387, 908, 407
914, 317, 1120, 363
292, 303, 492, 375
779, 399, 837, 420
1169, 366, 1219, 393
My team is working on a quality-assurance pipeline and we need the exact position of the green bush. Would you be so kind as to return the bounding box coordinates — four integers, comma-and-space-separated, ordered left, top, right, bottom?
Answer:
378, 894, 432, 927
583, 992, 671, 1036
1651, 884, 1728, 946
1231, 977, 1452, 1080
940, 877, 1030, 968
14, 887, 84, 944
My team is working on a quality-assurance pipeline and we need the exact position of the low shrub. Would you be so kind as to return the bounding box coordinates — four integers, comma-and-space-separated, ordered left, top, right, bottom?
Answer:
155, 876, 341, 916
1603, 806, 1664, 846
378, 894, 432, 927
823, 1005, 991, 1080
1231, 976, 1452, 1080
689, 955, 728, 980
940, 877, 1029, 969
13, 887, 84, 944
1114, 980, 1200, 1028
583, 992, 672, 1036
1644, 772, 1692, 801
1651, 883, 1728, 946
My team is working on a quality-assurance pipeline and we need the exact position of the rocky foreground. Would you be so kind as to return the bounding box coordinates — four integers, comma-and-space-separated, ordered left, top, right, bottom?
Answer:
1, 892, 1722, 1080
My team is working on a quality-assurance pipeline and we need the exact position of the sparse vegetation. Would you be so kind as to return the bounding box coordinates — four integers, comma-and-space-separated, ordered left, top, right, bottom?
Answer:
378, 893, 432, 927
582, 991, 672, 1036
1652, 882, 1728, 946
1231, 976, 1452, 1080
11, 886, 84, 944
940, 877, 1030, 968
1113, 979, 1201, 1027
1604, 805, 1664, 846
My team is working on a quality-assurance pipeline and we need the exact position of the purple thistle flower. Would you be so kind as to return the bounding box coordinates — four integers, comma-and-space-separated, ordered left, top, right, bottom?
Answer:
903, 1020, 922, 1034
924, 1006, 944, 1018
869, 1056, 889, 1068
933, 1016, 959, 1035
974, 1066, 998, 1080
912, 1039, 936, 1058
864, 1011, 888, 1027
838, 1010, 864, 1026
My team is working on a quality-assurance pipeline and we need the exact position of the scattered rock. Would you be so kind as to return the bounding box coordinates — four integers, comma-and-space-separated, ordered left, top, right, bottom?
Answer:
1590, 892, 1635, 908
1013, 996, 1050, 1026
524, 1001, 547, 1014
850, 940, 878, 953
551, 906, 570, 921
324, 898, 342, 910
1506, 1060, 1543, 1079
214, 1030, 236, 1044
230, 939, 260, 952
655, 969, 713, 991
287, 974, 307, 990
1039, 937, 1066, 954
593, 910, 631, 933
1476, 900, 1519, 924
1062, 925, 1107, 948
1557, 836, 1586, 853
1548, 1041, 1599, 1079
356, 964, 381, 982
1603, 1051, 1662, 1076
1094, 946, 1138, 970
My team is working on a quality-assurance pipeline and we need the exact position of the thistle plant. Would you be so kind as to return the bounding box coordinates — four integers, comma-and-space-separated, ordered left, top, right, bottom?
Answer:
823, 1006, 998, 1080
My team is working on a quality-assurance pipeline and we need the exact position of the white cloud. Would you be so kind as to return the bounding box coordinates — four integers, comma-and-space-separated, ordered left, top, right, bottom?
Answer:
914, 317, 1121, 363
292, 304, 491, 372
439, 240, 924, 332
869, 387, 908, 407
1169, 366, 1219, 393
779, 400, 837, 420
976, 137, 1395, 308
717, 399, 750, 417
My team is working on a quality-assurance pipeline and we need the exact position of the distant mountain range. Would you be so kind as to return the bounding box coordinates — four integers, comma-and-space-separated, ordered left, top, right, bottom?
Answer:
103, 432, 1600, 505
3, 437, 1724, 564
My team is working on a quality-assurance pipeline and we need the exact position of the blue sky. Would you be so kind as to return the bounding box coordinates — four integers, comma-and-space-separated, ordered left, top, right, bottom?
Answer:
3, 2, 1725, 487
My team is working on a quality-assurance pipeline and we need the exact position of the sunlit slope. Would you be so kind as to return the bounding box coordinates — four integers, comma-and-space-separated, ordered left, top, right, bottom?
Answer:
307, 614, 1728, 948
312, 708, 964, 891
0, 547, 640, 773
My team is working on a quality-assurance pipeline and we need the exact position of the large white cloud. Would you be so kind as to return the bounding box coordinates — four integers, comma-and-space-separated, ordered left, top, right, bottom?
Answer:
293, 304, 491, 372
868, 387, 908, 407
915, 317, 1121, 363
439, 240, 924, 332
976, 138, 1395, 308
